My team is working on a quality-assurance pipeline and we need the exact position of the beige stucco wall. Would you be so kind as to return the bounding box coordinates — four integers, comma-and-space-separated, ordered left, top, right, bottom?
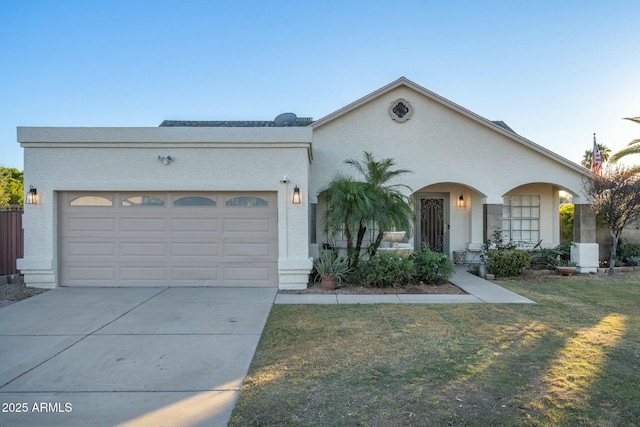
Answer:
309, 86, 588, 257
310, 86, 585, 199
18, 127, 313, 289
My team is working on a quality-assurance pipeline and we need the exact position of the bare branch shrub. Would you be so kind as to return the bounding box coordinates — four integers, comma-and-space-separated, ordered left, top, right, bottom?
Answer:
583, 165, 640, 274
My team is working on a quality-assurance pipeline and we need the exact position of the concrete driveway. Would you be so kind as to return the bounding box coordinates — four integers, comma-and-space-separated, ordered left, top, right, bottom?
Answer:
0, 287, 277, 427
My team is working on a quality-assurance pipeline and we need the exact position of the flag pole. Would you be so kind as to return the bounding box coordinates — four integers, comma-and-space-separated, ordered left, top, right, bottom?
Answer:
591, 133, 602, 174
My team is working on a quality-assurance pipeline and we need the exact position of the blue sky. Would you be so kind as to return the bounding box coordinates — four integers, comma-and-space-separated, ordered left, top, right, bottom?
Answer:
1, 0, 638, 170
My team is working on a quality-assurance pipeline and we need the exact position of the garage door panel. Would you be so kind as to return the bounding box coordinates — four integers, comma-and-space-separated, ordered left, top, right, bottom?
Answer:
223, 265, 272, 281
65, 266, 116, 281
119, 217, 167, 232
223, 218, 273, 233
65, 241, 116, 257
223, 241, 274, 258
120, 266, 168, 281
120, 242, 167, 256
171, 218, 219, 233
60, 191, 278, 287
65, 217, 115, 233
172, 266, 219, 280
172, 242, 219, 257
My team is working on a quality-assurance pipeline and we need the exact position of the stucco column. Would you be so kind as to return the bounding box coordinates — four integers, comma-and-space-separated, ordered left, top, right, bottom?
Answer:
573, 204, 596, 243
483, 204, 503, 242
277, 180, 313, 290
16, 188, 57, 289
571, 203, 599, 272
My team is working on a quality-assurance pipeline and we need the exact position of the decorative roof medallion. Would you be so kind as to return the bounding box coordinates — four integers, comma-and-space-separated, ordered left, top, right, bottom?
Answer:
388, 98, 413, 122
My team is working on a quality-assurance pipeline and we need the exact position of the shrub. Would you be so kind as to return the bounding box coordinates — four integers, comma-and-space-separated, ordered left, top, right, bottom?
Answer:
559, 204, 574, 242
618, 242, 640, 265
529, 241, 571, 270
486, 249, 531, 277
410, 249, 455, 284
621, 243, 640, 257
312, 253, 350, 283
353, 252, 415, 288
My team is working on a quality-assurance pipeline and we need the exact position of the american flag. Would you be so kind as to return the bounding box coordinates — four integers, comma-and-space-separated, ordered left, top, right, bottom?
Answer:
591, 133, 602, 174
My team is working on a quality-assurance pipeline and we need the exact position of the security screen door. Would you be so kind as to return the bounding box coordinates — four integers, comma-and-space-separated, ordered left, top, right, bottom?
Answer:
417, 194, 449, 254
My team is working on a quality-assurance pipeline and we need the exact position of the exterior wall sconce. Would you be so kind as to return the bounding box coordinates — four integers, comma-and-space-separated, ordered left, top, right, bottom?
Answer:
158, 155, 174, 165
292, 185, 301, 204
457, 194, 466, 208
25, 185, 39, 204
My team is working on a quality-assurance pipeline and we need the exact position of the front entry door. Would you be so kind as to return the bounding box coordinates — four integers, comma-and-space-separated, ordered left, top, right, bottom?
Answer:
417, 194, 449, 254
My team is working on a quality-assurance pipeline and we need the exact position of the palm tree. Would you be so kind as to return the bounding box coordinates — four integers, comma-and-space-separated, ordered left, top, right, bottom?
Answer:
610, 117, 640, 173
319, 152, 414, 267
318, 174, 373, 267
344, 152, 414, 256
581, 143, 611, 168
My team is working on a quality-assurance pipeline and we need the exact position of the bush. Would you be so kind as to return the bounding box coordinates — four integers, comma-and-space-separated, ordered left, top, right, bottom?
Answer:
353, 252, 415, 288
621, 243, 640, 257
559, 204, 574, 242
410, 249, 455, 284
312, 253, 350, 283
350, 249, 455, 287
486, 249, 531, 277
618, 242, 640, 266
529, 241, 571, 270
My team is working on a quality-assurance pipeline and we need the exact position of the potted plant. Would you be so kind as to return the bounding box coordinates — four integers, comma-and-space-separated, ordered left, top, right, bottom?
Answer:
555, 259, 578, 276
313, 254, 350, 290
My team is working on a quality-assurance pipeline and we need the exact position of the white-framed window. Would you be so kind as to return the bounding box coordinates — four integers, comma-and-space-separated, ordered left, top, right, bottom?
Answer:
502, 195, 540, 243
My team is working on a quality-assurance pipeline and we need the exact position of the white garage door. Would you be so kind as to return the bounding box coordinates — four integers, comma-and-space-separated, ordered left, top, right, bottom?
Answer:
59, 192, 278, 287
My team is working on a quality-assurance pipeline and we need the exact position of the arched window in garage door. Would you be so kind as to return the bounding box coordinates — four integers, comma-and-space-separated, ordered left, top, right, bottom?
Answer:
174, 196, 217, 206
69, 195, 113, 206
225, 196, 268, 207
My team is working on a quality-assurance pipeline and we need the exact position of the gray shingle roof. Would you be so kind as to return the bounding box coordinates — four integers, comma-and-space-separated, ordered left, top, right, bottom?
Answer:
161, 118, 513, 133
491, 121, 516, 134
160, 118, 313, 127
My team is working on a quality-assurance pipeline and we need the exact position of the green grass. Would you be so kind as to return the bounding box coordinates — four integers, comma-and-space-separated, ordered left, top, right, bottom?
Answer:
229, 273, 640, 427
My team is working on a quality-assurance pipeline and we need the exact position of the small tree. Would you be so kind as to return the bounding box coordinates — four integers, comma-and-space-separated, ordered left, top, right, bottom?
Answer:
319, 152, 414, 268
319, 174, 373, 267
0, 167, 24, 206
344, 152, 414, 257
583, 165, 640, 275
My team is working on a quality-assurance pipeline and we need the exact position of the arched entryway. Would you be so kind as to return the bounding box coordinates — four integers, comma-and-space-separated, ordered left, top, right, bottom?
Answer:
413, 183, 486, 259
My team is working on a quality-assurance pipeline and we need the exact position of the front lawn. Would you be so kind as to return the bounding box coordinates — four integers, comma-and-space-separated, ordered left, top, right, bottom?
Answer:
229, 273, 640, 427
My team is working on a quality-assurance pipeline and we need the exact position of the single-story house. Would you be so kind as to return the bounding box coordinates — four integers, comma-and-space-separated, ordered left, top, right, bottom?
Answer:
17, 77, 599, 289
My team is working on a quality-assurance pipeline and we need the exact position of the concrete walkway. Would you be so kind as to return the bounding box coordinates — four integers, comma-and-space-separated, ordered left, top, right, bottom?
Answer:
275, 267, 535, 304
0, 287, 277, 427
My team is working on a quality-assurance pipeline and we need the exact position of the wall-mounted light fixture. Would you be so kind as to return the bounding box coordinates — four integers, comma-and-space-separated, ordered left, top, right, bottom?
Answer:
158, 155, 174, 165
292, 185, 301, 204
457, 194, 465, 208
25, 185, 39, 205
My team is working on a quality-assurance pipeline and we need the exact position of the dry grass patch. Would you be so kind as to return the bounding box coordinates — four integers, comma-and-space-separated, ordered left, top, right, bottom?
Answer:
230, 273, 640, 427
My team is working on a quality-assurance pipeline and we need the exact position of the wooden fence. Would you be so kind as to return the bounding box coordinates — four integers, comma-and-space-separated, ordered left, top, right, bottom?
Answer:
0, 206, 23, 276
